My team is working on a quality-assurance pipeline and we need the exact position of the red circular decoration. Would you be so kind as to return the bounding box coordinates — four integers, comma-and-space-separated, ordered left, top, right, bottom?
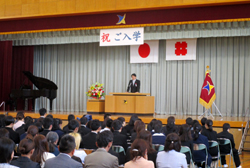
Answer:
138, 43, 150, 58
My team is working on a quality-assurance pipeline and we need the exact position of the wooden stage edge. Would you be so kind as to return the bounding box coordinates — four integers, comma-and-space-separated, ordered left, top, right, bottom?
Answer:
0, 111, 246, 128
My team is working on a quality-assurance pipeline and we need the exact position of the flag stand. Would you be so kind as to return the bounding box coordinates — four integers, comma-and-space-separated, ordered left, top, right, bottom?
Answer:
198, 102, 223, 119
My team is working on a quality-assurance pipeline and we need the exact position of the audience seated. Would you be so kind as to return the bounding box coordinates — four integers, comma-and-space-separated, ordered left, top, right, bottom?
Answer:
20, 125, 39, 141
16, 116, 34, 136
136, 130, 157, 167
63, 114, 75, 133
117, 117, 126, 127
100, 118, 113, 133
0, 137, 18, 168
192, 124, 212, 168
156, 133, 187, 168
35, 108, 47, 123
5, 116, 20, 144
13, 112, 25, 131
52, 118, 64, 140
35, 122, 43, 133
40, 118, 53, 137
162, 116, 179, 137
0, 114, 6, 128
46, 115, 53, 119
201, 117, 207, 132
78, 117, 91, 137
10, 135, 40, 168
69, 132, 87, 164
31, 134, 55, 168
84, 131, 119, 168
131, 120, 145, 143
0, 128, 9, 138
125, 139, 154, 168
185, 117, 193, 129
147, 119, 157, 134
44, 134, 83, 168
122, 114, 138, 137
152, 120, 165, 145
217, 123, 241, 168
101, 114, 112, 129
201, 119, 218, 157
80, 119, 101, 149
112, 120, 128, 151
68, 119, 80, 133
179, 124, 193, 164
46, 132, 60, 156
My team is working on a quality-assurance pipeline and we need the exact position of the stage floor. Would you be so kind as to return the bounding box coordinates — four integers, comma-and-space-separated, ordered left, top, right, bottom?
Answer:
0, 111, 246, 128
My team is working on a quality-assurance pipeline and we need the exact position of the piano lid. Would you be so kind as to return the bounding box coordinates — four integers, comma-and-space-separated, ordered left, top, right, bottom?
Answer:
23, 71, 58, 90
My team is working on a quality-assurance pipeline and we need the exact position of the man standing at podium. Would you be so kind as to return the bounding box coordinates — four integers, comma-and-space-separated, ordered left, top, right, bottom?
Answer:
127, 73, 140, 93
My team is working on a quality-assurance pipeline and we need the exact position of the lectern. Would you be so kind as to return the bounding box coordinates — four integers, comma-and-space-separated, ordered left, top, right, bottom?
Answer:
105, 93, 154, 115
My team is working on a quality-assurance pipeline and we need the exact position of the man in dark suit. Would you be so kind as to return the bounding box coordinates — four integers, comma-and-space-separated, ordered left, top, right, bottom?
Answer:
44, 134, 82, 168
5, 116, 20, 144
127, 73, 140, 93
80, 119, 101, 149
63, 114, 75, 133
40, 117, 53, 137
79, 117, 91, 137
217, 123, 241, 168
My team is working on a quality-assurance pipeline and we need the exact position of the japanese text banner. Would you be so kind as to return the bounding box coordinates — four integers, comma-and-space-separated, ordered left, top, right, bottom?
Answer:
100, 27, 144, 46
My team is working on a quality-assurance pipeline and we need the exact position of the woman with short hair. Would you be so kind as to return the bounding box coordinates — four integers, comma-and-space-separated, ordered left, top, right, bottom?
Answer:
0, 137, 18, 168
46, 132, 59, 156
124, 139, 154, 168
156, 133, 187, 168
11, 135, 40, 168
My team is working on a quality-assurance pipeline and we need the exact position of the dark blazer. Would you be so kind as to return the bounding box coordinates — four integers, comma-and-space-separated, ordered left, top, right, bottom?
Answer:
131, 132, 137, 143
181, 140, 193, 164
152, 133, 166, 145
162, 125, 179, 137
201, 129, 218, 156
5, 127, 20, 144
193, 134, 212, 166
79, 125, 91, 137
113, 131, 128, 151
62, 125, 69, 133
53, 129, 65, 139
217, 131, 235, 154
11, 156, 41, 168
127, 79, 140, 93
80, 132, 97, 149
44, 153, 83, 168
15, 124, 26, 136
40, 129, 50, 137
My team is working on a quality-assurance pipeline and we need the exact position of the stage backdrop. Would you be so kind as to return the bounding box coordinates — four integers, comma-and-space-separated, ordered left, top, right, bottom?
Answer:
34, 37, 250, 116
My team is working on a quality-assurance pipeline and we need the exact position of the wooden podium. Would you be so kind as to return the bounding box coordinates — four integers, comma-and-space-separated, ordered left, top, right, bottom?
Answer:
105, 93, 154, 115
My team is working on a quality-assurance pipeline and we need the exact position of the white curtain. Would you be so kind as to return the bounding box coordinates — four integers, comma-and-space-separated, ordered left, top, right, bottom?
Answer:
34, 37, 250, 116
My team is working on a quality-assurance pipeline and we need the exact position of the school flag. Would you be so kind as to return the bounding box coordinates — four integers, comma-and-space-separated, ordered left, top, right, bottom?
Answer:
199, 73, 216, 109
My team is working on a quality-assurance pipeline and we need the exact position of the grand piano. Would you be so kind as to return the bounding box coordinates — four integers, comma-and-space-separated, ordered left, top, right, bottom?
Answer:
10, 71, 58, 111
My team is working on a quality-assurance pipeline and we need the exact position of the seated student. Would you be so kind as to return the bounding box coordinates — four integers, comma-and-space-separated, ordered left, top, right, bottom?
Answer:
52, 118, 64, 140
156, 133, 187, 168
44, 134, 83, 168
46, 132, 60, 156
117, 117, 126, 127
162, 116, 179, 137
131, 120, 145, 143
68, 119, 80, 133
69, 132, 87, 164
112, 120, 128, 151
217, 123, 242, 168
80, 119, 101, 149
186, 117, 193, 129
13, 111, 25, 131
101, 114, 112, 129
125, 139, 154, 168
192, 124, 212, 168
20, 125, 39, 141
10, 135, 41, 168
31, 134, 55, 168
5, 116, 20, 144
179, 124, 193, 164
35, 108, 47, 123
201, 119, 218, 157
122, 114, 138, 137
78, 117, 91, 137
0, 128, 9, 138
152, 120, 165, 145
40, 118, 53, 137
16, 116, 34, 136
147, 119, 157, 134
35, 122, 43, 133
63, 114, 75, 133
0, 137, 18, 168
85, 131, 119, 168
100, 118, 113, 133
201, 117, 207, 132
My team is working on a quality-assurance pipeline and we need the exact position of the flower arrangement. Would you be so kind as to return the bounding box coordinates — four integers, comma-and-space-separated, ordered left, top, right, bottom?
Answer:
86, 82, 105, 99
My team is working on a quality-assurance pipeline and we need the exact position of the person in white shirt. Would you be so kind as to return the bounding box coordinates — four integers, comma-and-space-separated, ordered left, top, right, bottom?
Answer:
100, 118, 113, 133
30, 134, 55, 168
156, 133, 187, 168
69, 132, 87, 163
13, 112, 25, 131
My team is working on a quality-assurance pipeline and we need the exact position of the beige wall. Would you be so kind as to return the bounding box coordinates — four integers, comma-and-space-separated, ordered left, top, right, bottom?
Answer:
0, 0, 249, 20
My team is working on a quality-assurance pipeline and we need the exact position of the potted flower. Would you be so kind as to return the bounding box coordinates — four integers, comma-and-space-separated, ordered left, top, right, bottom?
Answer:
86, 82, 105, 99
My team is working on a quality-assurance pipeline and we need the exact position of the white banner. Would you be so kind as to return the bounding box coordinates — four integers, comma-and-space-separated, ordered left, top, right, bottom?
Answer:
100, 27, 144, 46
166, 38, 197, 61
130, 40, 159, 63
